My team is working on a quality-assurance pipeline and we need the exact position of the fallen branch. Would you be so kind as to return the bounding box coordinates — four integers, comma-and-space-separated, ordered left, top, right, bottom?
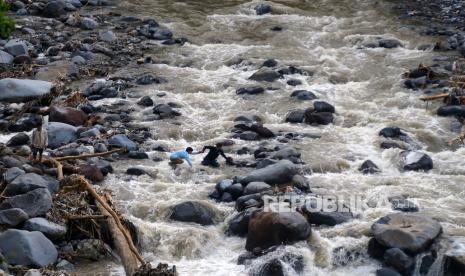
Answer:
420, 93, 449, 101
55, 148, 126, 162
67, 214, 109, 220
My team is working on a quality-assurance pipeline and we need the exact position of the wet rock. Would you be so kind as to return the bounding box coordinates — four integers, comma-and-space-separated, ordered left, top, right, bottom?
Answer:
47, 122, 78, 149
5, 167, 25, 183
13, 54, 31, 64
262, 59, 277, 67
216, 179, 234, 194
239, 131, 260, 141
241, 160, 298, 185
244, 182, 271, 195
128, 151, 149, 159
56, 259, 75, 272
313, 101, 335, 113
291, 174, 310, 192
22, 218, 67, 241
378, 38, 403, 48
126, 167, 146, 176
50, 106, 88, 126
93, 143, 108, 153
8, 113, 43, 132
383, 248, 414, 275
81, 17, 99, 30
304, 110, 334, 125
249, 67, 281, 82
87, 158, 113, 175
71, 55, 86, 65
437, 105, 465, 117
0, 188, 53, 217
368, 237, 388, 260
246, 211, 311, 251
7, 132, 30, 147
137, 96, 153, 106
79, 164, 104, 182
99, 30, 116, 42
271, 146, 301, 162
290, 90, 317, 101
169, 201, 219, 225
42, 0, 65, 18
4, 173, 59, 196
389, 196, 419, 212
108, 134, 138, 151
0, 50, 13, 64
0, 208, 28, 227
24, 269, 43, 276
301, 198, 353, 226
376, 268, 402, 276
285, 109, 305, 123
400, 151, 433, 171
227, 207, 261, 237
0, 155, 28, 168
0, 78, 52, 103
153, 104, 181, 118
359, 160, 380, 174
235, 193, 264, 211
379, 127, 404, 138
225, 183, 244, 200
251, 124, 275, 138
236, 86, 265, 95
380, 141, 405, 150
287, 79, 302, 86
271, 26, 282, 31
80, 128, 100, 138
404, 76, 427, 90
372, 213, 442, 254
74, 239, 108, 261
0, 229, 58, 268
254, 253, 305, 276
136, 74, 167, 85
254, 3, 271, 15
4, 39, 28, 56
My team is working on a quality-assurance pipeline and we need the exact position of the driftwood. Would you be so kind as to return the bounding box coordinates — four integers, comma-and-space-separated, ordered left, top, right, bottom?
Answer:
54, 148, 125, 162
420, 93, 449, 101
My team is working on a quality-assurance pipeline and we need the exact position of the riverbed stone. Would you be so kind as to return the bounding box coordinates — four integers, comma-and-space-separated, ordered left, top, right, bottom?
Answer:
0, 229, 58, 268
241, 160, 298, 185
47, 122, 78, 149
372, 213, 442, 254
236, 86, 265, 95
254, 3, 271, 15
5, 167, 25, 183
383, 248, 414, 275
285, 109, 305, 123
22, 218, 67, 241
4, 39, 28, 56
4, 173, 59, 196
359, 160, 381, 174
0, 208, 29, 226
249, 67, 281, 82
169, 201, 219, 225
81, 17, 99, 30
400, 151, 433, 171
225, 183, 244, 200
246, 211, 311, 251
243, 182, 271, 195
0, 78, 52, 102
49, 106, 88, 126
108, 134, 138, 151
0, 50, 13, 64
99, 30, 116, 42
7, 132, 30, 147
227, 207, 260, 237
79, 164, 104, 182
304, 110, 334, 125
42, 0, 65, 18
290, 90, 317, 101
0, 188, 53, 217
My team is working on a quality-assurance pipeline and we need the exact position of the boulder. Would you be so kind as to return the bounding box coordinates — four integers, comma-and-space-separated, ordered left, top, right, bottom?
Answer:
169, 201, 219, 225
368, 237, 388, 260
243, 182, 271, 195
7, 132, 30, 147
4, 39, 28, 56
5, 167, 25, 183
241, 160, 298, 185
49, 106, 88, 126
152, 104, 181, 119
8, 113, 43, 132
79, 164, 104, 182
378, 38, 403, 48
4, 173, 59, 196
376, 268, 402, 276
215, 179, 233, 194
304, 110, 333, 125
56, 259, 75, 272
285, 109, 305, 123
99, 30, 116, 42
249, 68, 281, 82
383, 248, 414, 275
372, 213, 442, 254
290, 90, 317, 101
0, 78, 52, 102
47, 122, 78, 149
262, 59, 277, 67
301, 197, 353, 226
313, 101, 335, 113
227, 207, 260, 237
225, 183, 244, 200
291, 174, 310, 192
87, 158, 113, 175
379, 127, 404, 138
359, 160, 380, 174
136, 74, 167, 85
235, 193, 264, 211
0, 155, 28, 168
287, 79, 302, 86
254, 3, 271, 15
236, 86, 265, 95
0, 208, 29, 227
80, 128, 100, 138
126, 167, 146, 176
254, 253, 304, 276
0, 188, 53, 217
22, 218, 67, 241
137, 96, 153, 106
400, 151, 433, 171
246, 211, 311, 251
251, 124, 274, 138
272, 147, 301, 161
437, 105, 465, 117
0, 50, 13, 64
81, 17, 99, 30
42, 0, 65, 18
108, 134, 138, 151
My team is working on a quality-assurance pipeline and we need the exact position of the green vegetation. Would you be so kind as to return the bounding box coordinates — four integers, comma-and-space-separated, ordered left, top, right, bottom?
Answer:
0, 0, 14, 39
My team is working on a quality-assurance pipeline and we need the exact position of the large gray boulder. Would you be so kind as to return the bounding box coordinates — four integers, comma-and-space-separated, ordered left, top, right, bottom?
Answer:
0, 188, 53, 217
4, 173, 59, 196
22, 218, 67, 241
241, 160, 298, 185
0, 79, 53, 103
0, 208, 29, 227
372, 213, 442, 254
249, 67, 281, 82
246, 211, 311, 251
4, 39, 28, 56
400, 151, 433, 172
169, 201, 220, 225
0, 50, 14, 64
5, 167, 25, 183
0, 229, 58, 268
243, 182, 271, 195
227, 207, 260, 237
108, 134, 137, 151
47, 122, 78, 149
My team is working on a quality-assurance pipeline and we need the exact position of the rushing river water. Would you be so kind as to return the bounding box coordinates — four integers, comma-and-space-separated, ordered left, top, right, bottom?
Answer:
80, 0, 465, 275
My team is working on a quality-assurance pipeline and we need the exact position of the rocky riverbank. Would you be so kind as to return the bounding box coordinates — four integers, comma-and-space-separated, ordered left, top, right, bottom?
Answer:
1, 0, 465, 276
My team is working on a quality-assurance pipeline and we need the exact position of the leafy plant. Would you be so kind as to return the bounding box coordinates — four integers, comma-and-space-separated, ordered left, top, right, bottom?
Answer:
0, 0, 14, 39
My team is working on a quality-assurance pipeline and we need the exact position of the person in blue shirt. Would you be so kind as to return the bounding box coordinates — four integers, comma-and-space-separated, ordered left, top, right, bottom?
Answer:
169, 147, 198, 167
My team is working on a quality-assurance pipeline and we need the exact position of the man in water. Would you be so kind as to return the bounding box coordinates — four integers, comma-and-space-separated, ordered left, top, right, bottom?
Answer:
200, 143, 233, 168
169, 147, 198, 168
30, 119, 48, 162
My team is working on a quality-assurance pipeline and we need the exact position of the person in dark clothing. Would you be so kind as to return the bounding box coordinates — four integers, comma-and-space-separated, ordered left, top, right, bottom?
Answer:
201, 143, 232, 167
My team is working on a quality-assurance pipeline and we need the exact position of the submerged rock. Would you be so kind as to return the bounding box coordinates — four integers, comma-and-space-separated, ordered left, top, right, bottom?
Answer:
0, 229, 58, 268
359, 160, 380, 174
0, 78, 52, 102
254, 3, 271, 15
400, 151, 433, 171
290, 90, 317, 101
372, 213, 442, 254
236, 86, 265, 95
249, 67, 281, 82
246, 211, 311, 251
169, 201, 219, 225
